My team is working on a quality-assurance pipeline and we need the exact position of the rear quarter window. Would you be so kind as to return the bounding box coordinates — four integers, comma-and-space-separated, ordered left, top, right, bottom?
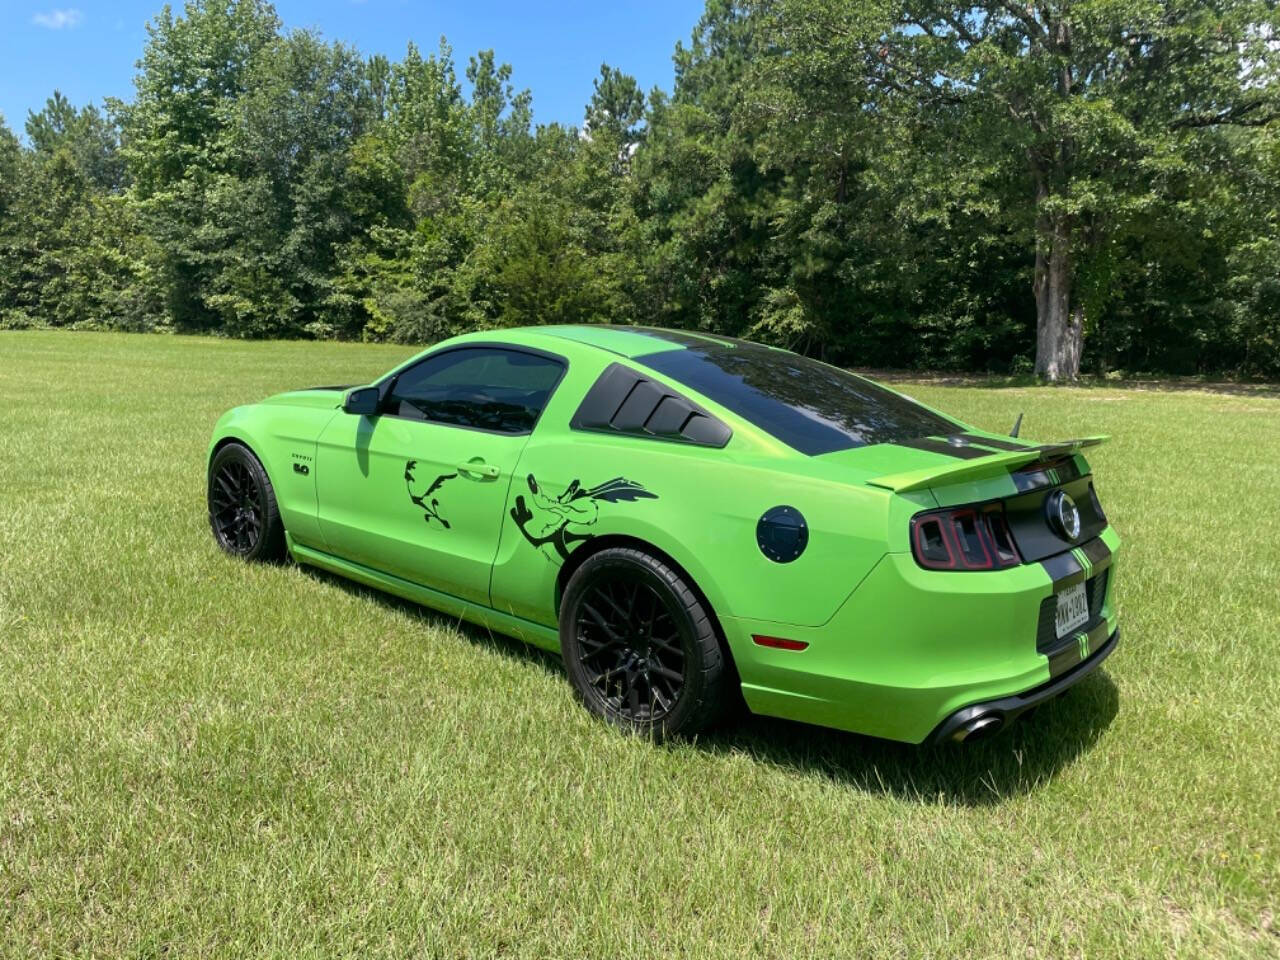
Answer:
570, 362, 732, 448
635, 344, 956, 455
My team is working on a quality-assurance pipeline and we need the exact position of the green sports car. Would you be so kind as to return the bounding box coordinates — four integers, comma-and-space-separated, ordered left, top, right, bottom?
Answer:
207, 325, 1120, 744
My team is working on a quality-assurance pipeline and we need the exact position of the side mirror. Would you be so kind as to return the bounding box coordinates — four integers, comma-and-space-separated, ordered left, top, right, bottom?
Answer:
343, 386, 381, 416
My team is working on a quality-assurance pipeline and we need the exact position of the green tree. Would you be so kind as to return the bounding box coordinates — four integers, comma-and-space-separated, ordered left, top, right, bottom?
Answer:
628, 2, 782, 341
585, 64, 645, 150
759, 0, 1280, 379
0, 118, 30, 325
381, 39, 473, 229
0, 118, 20, 233
4, 0, 1279, 378
207, 29, 376, 336
467, 49, 536, 194
116, 0, 282, 331
26, 91, 126, 191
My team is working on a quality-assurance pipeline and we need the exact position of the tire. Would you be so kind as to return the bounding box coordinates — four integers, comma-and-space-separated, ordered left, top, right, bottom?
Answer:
207, 442, 286, 562
559, 546, 730, 739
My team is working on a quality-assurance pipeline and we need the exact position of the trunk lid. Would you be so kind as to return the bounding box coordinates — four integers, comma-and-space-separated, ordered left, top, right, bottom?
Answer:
816, 433, 1109, 559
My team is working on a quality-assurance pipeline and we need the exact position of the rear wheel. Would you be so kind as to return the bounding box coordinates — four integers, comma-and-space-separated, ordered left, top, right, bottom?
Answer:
208, 442, 286, 562
559, 547, 729, 739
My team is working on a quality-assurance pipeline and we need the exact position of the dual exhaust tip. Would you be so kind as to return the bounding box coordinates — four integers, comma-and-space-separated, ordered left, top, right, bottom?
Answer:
950, 712, 1005, 743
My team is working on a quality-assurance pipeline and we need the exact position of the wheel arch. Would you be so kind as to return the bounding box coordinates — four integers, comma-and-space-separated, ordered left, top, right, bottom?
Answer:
206, 430, 291, 527
207, 401, 295, 484
208, 431, 276, 483
208, 432, 252, 464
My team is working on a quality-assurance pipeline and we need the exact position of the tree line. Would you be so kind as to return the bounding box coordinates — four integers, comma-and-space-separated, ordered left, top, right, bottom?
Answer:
1, 0, 1277, 380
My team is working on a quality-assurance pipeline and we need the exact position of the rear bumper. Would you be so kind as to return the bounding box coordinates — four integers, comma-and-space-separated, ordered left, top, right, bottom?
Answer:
723, 524, 1121, 743
925, 627, 1119, 744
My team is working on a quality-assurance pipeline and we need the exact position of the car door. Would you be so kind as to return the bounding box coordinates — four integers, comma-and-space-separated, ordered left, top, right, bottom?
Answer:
314, 345, 567, 606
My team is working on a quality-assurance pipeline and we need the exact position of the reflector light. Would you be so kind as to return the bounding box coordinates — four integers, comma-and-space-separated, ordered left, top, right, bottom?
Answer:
752, 634, 809, 651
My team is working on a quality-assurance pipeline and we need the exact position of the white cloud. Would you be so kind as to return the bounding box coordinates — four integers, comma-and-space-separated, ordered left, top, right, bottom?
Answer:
32, 8, 83, 29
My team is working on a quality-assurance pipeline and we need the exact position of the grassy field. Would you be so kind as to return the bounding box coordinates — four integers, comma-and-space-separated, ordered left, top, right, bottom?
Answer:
1, 331, 1277, 958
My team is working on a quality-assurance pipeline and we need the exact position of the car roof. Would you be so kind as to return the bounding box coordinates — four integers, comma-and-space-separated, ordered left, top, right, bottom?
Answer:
528, 324, 754, 359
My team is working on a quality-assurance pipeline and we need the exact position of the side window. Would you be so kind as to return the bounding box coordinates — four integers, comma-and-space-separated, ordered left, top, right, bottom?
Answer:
386, 347, 565, 434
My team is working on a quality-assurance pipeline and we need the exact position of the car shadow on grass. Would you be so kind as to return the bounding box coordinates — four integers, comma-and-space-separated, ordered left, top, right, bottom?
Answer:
302, 565, 1120, 807
695, 672, 1120, 806
299, 566, 567, 677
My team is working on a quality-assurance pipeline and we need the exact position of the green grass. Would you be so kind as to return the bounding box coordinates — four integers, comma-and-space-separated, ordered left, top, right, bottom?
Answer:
1, 331, 1277, 958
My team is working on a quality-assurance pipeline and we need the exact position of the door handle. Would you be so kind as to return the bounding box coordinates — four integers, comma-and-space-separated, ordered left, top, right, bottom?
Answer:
457, 460, 500, 480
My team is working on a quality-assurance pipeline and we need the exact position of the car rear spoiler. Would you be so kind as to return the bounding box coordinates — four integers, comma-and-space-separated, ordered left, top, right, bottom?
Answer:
867, 436, 1109, 494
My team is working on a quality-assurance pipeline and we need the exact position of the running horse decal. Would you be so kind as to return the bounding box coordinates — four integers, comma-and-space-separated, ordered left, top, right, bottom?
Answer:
510, 475, 657, 562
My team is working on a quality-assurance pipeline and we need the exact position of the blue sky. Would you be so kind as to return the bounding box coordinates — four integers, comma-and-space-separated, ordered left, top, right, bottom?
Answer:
1, 1, 704, 138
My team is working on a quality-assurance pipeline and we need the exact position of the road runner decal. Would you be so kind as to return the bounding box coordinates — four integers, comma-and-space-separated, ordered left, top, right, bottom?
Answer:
405, 460, 457, 529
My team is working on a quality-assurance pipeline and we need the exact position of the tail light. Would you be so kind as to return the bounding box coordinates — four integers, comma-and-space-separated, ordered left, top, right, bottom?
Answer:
911, 504, 1021, 571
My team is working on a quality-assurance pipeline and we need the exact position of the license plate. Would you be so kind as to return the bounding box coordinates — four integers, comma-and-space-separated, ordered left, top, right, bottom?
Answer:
1055, 583, 1089, 638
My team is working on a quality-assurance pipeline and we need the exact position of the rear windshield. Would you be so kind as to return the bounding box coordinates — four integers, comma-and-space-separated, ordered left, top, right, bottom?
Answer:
634, 343, 956, 455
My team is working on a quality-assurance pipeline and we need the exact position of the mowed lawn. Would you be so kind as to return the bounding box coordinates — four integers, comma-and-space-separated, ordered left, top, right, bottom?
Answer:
1, 331, 1277, 959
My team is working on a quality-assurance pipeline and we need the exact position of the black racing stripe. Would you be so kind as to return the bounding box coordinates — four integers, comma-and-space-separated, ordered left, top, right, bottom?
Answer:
958, 433, 1030, 452
1012, 470, 1053, 493
893, 436, 994, 460
1038, 437, 1104, 453
1046, 644, 1078, 677
1057, 458, 1086, 483
628, 324, 744, 348
1011, 455, 1086, 493
1032, 442, 1081, 460
1080, 537, 1111, 568
1041, 536, 1113, 592
1046, 620, 1112, 678
1041, 550, 1083, 588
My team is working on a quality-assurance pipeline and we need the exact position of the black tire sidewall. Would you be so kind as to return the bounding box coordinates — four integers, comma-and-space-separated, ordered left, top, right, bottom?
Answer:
560, 548, 720, 738
207, 443, 285, 562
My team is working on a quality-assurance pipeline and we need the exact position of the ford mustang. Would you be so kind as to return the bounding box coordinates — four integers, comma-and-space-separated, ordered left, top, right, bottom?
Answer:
207, 325, 1120, 743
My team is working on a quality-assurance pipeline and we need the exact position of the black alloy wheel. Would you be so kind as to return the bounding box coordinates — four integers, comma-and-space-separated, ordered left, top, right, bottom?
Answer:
574, 572, 688, 723
560, 547, 730, 738
210, 458, 262, 553
207, 442, 286, 562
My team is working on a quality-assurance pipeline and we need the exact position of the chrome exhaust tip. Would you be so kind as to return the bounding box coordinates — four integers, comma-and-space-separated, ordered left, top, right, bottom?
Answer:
951, 714, 1004, 743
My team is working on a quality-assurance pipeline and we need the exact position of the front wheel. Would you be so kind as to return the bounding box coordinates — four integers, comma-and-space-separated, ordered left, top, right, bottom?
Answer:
207, 442, 286, 562
559, 547, 730, 739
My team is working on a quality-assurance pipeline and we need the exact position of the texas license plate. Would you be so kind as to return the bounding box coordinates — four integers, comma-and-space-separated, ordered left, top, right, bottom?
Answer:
1055, 582, 1089, 638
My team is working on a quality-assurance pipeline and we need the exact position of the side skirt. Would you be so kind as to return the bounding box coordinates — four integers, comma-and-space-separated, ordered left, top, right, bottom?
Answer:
287, 535, 561, 653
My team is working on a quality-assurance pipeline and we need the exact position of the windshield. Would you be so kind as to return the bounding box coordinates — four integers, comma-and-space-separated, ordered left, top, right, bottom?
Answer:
634, 341, 957, 455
